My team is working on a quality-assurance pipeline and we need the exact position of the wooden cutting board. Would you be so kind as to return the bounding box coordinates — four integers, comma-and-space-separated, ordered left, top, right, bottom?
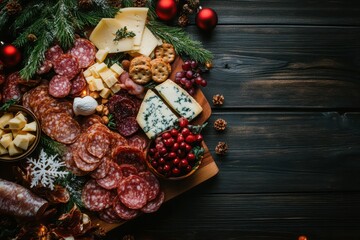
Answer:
94, 57, 219, 232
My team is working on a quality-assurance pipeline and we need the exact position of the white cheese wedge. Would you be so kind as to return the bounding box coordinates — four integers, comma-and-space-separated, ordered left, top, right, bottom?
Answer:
13, 134, 30, 150
110, 83, 122, 94
136, 90, 178, 139
83, 68, 92, 77
8, 142, 23, 156
0, 133, 13, 149
138, 27, 160, 57
0, 113, 13, 129
96, 49, 109, 63
0, 144, 8, 155
85, 76, 95, 84
115, 8, 148, 46
90, 18, 135, 53
155, 80, 203, 121
110, 63, 124, 76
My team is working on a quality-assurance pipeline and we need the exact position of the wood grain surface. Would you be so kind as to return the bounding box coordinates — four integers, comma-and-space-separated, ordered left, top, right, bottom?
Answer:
106, 1, 360, 239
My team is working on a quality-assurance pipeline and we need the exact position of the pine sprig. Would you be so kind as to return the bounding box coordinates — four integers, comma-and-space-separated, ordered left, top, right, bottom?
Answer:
0, 99, 18, 111
11, 2, 44, 31
146, 20, 213, 64
40, 135, 66, 157
56, 173, 86, 210
53, 0, 76, 50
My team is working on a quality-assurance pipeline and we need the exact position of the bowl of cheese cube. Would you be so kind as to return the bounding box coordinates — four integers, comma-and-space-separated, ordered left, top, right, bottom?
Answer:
0, 105, 41, 162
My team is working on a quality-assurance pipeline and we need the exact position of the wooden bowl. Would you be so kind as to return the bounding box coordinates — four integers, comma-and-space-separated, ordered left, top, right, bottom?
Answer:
0, 105, 41, 162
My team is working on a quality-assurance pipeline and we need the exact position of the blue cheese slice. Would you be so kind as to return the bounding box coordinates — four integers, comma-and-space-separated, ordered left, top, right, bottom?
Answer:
155, 80, 203, 121
136, 90, 178, 139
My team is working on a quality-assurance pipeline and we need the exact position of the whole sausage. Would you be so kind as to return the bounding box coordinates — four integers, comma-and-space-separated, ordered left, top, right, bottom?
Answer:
0, 178, 48, 219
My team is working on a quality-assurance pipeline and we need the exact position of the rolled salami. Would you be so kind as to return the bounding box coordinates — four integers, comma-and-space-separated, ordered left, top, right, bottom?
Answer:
0, 179, 48, 219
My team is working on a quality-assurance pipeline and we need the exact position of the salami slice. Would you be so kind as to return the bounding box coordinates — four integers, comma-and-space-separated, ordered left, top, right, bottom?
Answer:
81, 180, 110, 211
76, 133, 101, 164
113, 146, 146, 172
116, 116, 139, 137
63, 146, 87, 176
73, 150, 100, 172
99, 207, 122, 223
53, 54, 80, 78
109, 131, 128, 152
36, 60, 53, 75
45, 101, 74, 117
113, 98, 137, 119
70, 72, 86, 96
2, 72, 21, 102
119, 164, 138, 177
45, 45, 64, 63
138, 171, 160, 201
80, 115, 104, 130
141, 191, 165, 214
22, 91, 32, 110
0, 74, 5, 85
69, 38, 96, 69
96, 161, 123, 190
113, 197, 139, 220
117, 175, 149, 209
86, 131, 110, 159
90, 157, 111, 179
127, 134, 148, 151
49, 75, 71, 98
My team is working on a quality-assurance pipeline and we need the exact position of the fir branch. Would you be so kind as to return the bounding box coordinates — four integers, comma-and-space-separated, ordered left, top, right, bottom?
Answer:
114, 26, 136, 41
107, 113, 117, 130
56, 173, 86, 210
146, 20, 213, 64
40, 135, 66, 157
0, 99, 18, 111
146, 0, 157, 21
53, 0, 76, 50
11, 3, 44, 31
122, 0, 134, 7
12, 18, 47, 47
0, 9, 9, 31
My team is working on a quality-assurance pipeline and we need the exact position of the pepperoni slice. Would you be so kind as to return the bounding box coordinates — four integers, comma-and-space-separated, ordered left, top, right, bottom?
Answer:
36, 60, 53, 75
119, 164, 138, 177
80, 115, 104, 131
113, 146, 146, 172
76, 134, 101, 164
53, 54, 80, 78
109, 131, 128, 151
45, 45, 64, 63
44, 101, 74, 117
2, 72, 21, 102
49, 75, 71, 98
99, 207, 122, 223
86, 131, 110, 159
127, 134, 148, 151
138, 171, 160, 201
70, 72, 86, 96
116, 116, 139, 137
117, 175, 149, 209
113, 197, 139, 220
90, 157, 111, 179
69, 38, 96, 69
141, 191, 165, 213
82, 180, 111, 212
96, 161, 123, 190
73, 150, 100, 172
63, 146, 87, 176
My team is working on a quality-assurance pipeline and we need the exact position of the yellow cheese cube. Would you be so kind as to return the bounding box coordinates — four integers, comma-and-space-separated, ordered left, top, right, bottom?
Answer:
88, 82, 96, 92
0, 129, 5, 137
83, 68, 92, 77
13, 134, 30, 150
99, 88, 111, 99
0, 133, 13, 148
11, 130, 28, 138
26, 133, 36, 144
110, 63, 124, 76
8, 117, 26, 130
8, 142, 23, 156
0, 144, 8, 155
93, 78, 105, 91
96, 49, 109, 63
85, 76, 95, 84
90, 68, 100, 78
22, 121, 37, 132
15, 112, 27, 122
95, 63, 108, 73
110, 83, 122, 94
99, 69, 114, 81
0, 113, 14, 129
103, 75, 118, 88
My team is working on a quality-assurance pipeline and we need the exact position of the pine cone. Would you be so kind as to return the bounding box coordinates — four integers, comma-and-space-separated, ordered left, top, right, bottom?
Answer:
178, 14, 189, 27
108, 0, 122, 8
214, 118, 227, 131
6, 0, 22, 15
215, 142, 228, 155
27, 34, 37, 42
182, 4, 194, 14
212, 94, 224, 106
78, 0, 93, 8
133, 0, 147, 7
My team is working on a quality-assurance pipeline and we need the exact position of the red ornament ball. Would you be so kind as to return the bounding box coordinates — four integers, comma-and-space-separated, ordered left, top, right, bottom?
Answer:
156, 0, 177, 21
0, 44, 21, 67
196, 7, 218, 31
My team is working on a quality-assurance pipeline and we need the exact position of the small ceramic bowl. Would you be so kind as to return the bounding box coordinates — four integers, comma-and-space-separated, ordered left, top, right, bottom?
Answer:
0, 105, 41, 162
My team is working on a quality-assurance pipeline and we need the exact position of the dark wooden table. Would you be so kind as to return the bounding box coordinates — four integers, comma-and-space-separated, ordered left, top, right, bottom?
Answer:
107, 1, 360, 239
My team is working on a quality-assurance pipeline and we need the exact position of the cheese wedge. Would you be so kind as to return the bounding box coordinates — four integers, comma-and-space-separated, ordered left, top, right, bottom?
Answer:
8, 142, 23, 156
13, 134, 30, 150
0, 113, 13, 129
0, 133, 13, 149
0, 144, 8, 155
22, 121, 37, 132
138, 27, 160, 57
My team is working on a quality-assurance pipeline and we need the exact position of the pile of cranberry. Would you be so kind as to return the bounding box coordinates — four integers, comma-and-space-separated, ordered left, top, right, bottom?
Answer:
147, 118, 204, 178
174, 60, 207, 96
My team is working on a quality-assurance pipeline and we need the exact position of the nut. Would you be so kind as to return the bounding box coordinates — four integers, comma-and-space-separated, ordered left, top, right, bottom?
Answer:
96, 105, 104, 113
102, 116, 109, 124
103, 106, 109, 115
101, 98, 109, 104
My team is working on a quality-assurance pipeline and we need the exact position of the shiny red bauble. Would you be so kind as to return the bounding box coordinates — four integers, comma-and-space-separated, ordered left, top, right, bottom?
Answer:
0, 44, 21, 67
156, 0, 178, 21
196, 7, 218, 31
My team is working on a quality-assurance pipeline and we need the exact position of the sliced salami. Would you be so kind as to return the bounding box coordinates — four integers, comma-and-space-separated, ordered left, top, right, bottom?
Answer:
86, 131, 110, 159
99, 207, 122, 223
80, 115, 104, 131
141, 191, 165, 214
109, 131, 128, 152
22, 91, 32, 110
117, 175, 149, 209
42, 113, 80, 144
90, 157, 111, 179
63, 146, 87, 176
2, 72, 21, 102
81, 180, 110, 212
45, 45, 64, 63
36, 60, 53, 75
138, 171, 160, 201
45, 101, 74, 117
69, 38, 96, 69
116, 116, 139, 137
119, 164, 138, 177
113, 146, 146, 172
70, 72, 86, 96
113, 197, 139, 220
96, 161, 123, 190
73, 150, 100, 172
127, 134, 148, 151
53, 54, 80, 79
0, 74, 5, 85
49, 75, 71, 98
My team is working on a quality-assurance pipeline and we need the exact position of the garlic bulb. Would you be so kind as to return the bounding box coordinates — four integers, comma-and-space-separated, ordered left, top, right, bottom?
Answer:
73, 96, 98, 116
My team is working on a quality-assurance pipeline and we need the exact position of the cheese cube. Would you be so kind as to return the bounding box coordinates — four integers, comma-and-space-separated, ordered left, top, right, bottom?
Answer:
85, 75, 95, 84
11, 130, 28, 138
100, 88, 111, 99
93, 78, 105, 91
110, 63, 124, 77
90, 68, 100, 78
0, 144, 8, 155
96, 49, 109, 63
99, 69, 114, 81
22, 121, 37, 132
88, 82, 96, 92
95, 63, 108, 73
13, 134, 30, 150
8, 142, 23, 156
110, 83, 122, 94
103, 75, 118, 88
8, 117, 26, 130
83, 68, 92, 77
15, 112, 27, 122
26, 133, 36, 144
0, 129, 5, 137
0, 133, 13, 148
0, 113, 13, 129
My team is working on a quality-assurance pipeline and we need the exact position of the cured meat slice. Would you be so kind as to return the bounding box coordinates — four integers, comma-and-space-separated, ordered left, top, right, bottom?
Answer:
53, 54, 80, 78
113, 197, 139, 220
127, 134, 148, 151
96, 161, 123, 190
63, 146, 87, 176
80, 115, 104, 130
2, 72, 21, 102
113, 98, 137, 119
113, 146, 146, 172
109, 131, 128, 150
22, 91, 32, 110
81, 180, 110, 211
117, 175, 149, 209
45, 101, 74, 117
42, 113, 81, 144
99, 207, 122, 223
116, 116, 139, 137
119, 164, 138, 177
34, 98, 57, 121
73, 150, 100, 172
90, 157, 111, 179
86, 131, 110, 159
36, 60, 53, 75
70, 72, 86, 96
138, 171, 160, 201
69, 38, 96, 68
76, 133, 101, 164
45, 45, 64, 63
49, 75, 71, 98
141, 191, 165, 214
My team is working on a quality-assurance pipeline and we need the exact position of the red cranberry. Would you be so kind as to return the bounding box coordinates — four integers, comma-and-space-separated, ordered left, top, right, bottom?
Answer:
182, 61, 191, 71
159, 158, 166, 165
187, 153, 196, 161
157, 166, 163, 173
159, 147, 167, 156
171, 143, 179, 151
180, 159, 189, 168
162, 132, 171, 139
173, 158, 180, 166
177, 134, 185, 143
172, 167, 180, 175
178, 117, 189, 128
156, 142, 164, 150
168, 152, 177, 159
151, 160, 158, 168
185, 144, 192, 152
196, 134, 203, 142
181, 128, 191, 137
200, 79, 207, 87
179, 142, 187, 149
185, 134, 196, 144
170, 129, 179, 136
177, 149, 186, 158
163, 164, 171, 172
165, 138, 175, 147
153, 152, 160, 160
185, 165, 192, 173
